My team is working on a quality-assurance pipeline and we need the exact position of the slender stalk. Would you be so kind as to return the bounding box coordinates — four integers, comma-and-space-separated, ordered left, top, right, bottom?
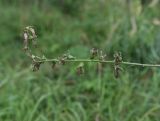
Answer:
34, 58, 160, 67
122, 61, 160, 67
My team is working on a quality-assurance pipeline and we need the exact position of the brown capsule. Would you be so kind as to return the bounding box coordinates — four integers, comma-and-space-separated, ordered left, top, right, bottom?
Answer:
114, 52, 122, 65
32, 61, 42, 71
90, 48, 98, 59
76, 63, 84, 75
114, 65, 122, 78
59, 58, 65, 65
76, 66, 84, 75
114, 67, 119, 78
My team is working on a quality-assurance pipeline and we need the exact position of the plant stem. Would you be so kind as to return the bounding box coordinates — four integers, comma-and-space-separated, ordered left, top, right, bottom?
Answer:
122, 61, 160, 67
34, 58, 160, 67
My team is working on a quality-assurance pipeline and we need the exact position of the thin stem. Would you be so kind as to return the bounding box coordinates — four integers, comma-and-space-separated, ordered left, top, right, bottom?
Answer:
122, 61, 160, 67
33, 58, 160, 67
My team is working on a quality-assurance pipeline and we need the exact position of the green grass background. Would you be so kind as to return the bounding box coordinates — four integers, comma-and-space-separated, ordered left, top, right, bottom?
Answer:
0, 0, 160, 121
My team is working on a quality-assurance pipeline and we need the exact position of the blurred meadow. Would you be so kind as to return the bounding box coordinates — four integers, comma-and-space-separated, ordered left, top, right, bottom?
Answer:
0, 0, 160, 121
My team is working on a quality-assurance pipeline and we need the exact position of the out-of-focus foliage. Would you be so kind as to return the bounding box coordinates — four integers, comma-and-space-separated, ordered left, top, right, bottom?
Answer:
0, 0, 160, 121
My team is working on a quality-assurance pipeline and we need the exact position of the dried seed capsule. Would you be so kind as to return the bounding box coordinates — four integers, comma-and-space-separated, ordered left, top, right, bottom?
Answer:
28, 27, 37, 47
59, 58, 65, 65
23, 32, 29, 51
90, 48, 98, 59
32, 61, 42, 71
29, 27, 37, 38
76, 63, 84, 75
114, 52, 122, 65
23, 32, 28, 40
114, 52, 123, 78
114, 66, 119, 78
99, 50, 107, 61
114, 65, 123, 78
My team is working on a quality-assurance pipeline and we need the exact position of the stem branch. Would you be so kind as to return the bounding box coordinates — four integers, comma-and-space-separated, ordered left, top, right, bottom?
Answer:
34, 58, 160, 67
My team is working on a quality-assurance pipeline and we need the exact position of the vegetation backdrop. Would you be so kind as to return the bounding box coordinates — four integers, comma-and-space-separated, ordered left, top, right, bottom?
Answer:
0, 0, 160, 121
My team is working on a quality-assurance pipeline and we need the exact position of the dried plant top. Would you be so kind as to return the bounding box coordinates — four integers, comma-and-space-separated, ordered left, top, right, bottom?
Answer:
22, 26, 160, 78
